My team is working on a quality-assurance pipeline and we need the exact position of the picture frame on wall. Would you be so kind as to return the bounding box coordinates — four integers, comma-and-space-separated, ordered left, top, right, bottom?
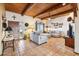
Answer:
51, 22, 63, 28
59, 23, 63, 28
54, 23, 58, 26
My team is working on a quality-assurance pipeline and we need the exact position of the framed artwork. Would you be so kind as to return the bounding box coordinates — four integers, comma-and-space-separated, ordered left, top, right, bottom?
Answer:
51, 22, 63, 28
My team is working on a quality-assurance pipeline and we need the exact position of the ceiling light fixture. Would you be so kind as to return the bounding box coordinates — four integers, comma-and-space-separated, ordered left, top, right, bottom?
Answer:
62, 3, 66, 6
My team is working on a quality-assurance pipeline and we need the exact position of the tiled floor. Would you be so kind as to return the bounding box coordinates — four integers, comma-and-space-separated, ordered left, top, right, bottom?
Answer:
3, 37, 79, 56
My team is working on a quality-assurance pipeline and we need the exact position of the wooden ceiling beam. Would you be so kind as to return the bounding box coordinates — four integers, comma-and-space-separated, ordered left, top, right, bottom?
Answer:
24, 3, 60, 17
35, 3, 63, 18
42, 9, 73, 19
71, 3, 78, 17
36, 4, 73, 19
21, 3, 33, 16
33, 3, 59, 17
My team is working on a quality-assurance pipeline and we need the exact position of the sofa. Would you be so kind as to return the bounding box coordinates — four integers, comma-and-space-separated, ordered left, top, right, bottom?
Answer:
30, 32, 48, 45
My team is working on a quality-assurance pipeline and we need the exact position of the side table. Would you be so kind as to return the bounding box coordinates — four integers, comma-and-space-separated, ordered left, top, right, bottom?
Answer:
2, 35, 15, 55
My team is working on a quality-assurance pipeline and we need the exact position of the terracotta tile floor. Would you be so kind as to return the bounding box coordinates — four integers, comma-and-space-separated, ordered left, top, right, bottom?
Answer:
3, 37, 79, 56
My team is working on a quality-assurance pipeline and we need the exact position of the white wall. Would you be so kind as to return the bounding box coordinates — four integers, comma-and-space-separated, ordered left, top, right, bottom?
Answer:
6, 11, 36, 25
48, 12, 74, 37
74, 4, 79, 53
6, 11, 40, 32
5, 11, 45, 38
74, 14, 79, 53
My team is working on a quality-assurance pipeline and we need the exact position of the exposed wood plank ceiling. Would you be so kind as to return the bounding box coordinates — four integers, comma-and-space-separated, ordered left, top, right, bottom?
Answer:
24, 3, 59, 17
36, 4, 73, 19
46, 11, 73, 19
5, 3, 27, 14
5, 3, 78, 19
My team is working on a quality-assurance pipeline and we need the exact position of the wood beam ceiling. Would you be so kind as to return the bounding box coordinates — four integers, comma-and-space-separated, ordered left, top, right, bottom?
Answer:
5, 3, 78, 20
71, 3, 78, 17
21, 3, 33, 15
33, 3, 59, 17
24, 3, 59, 17
34, 3, 63, 17
36, 4, 73, 19
48, 3, 78, 19
41, 4, 78, 19
43, 9, 73, 19
5, 3, 27, 14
